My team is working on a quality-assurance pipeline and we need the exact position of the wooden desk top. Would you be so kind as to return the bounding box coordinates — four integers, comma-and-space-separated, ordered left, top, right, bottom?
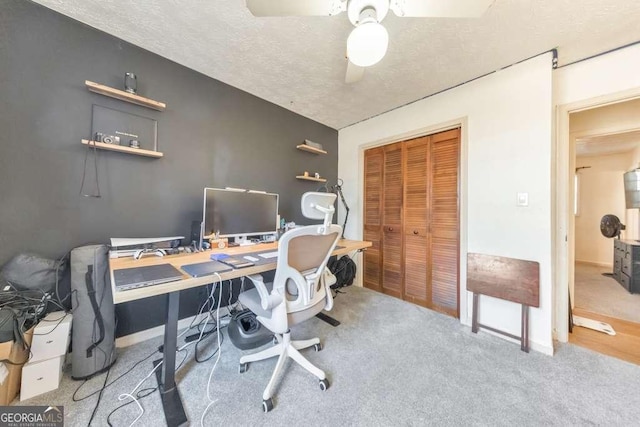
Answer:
109, 239, 371, 304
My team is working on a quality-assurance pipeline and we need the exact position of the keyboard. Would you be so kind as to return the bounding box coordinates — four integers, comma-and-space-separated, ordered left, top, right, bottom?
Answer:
258, 251, 278, 259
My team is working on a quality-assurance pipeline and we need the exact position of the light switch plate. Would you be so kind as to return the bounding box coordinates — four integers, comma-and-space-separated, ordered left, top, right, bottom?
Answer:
517, 192, 529, 207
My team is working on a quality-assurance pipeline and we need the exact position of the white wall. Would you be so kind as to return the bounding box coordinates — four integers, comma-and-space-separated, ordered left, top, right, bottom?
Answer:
554, 44, 640, 106
575, 153, 629, 266
339, 54, 554, 354
570, 98, 640, 135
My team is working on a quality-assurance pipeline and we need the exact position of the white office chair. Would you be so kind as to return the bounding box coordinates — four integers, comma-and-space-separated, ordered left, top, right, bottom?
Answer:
238, 192, 342, 412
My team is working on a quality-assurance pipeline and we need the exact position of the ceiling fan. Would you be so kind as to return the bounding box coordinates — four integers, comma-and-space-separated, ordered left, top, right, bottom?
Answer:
246, 0, 496, 83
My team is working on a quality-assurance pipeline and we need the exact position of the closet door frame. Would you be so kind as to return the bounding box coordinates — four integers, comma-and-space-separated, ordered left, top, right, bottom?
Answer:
361, 125, 462, 319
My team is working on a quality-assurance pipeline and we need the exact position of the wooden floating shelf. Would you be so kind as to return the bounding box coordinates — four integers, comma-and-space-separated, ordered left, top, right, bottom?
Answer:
81, 139, 164, 158
296, 144, 327, 155
85, 80, 166, 111
296, 175, 327, 183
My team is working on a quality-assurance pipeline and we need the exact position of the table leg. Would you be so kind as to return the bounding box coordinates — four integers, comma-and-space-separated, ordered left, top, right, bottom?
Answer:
520, 304, 529, 353
471, 293, 479, 333
154, 291, 187, 427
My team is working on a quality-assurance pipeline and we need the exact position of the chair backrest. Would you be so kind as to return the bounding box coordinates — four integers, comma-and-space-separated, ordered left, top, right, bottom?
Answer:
272, 223, 341, 323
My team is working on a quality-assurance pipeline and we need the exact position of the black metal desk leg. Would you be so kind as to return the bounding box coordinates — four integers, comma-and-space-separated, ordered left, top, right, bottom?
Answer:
154, 291, 188, 427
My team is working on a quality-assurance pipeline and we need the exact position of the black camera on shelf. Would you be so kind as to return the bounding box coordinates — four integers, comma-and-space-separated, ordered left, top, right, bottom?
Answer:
94, 132, 120, 145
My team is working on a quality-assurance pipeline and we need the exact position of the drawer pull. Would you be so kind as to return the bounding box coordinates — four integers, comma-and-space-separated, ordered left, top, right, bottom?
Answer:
46, 340, 53, 344
388, 227, 393, 232
413, 230, 419, 235
37, 377, 43, 381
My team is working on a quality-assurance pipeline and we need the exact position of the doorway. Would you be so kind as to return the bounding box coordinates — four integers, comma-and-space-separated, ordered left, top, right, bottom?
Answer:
567, 99, 640, 364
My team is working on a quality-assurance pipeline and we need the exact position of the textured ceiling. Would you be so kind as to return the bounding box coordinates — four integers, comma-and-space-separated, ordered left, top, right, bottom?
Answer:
31, 0, 640, 129
576, 130, 640, 157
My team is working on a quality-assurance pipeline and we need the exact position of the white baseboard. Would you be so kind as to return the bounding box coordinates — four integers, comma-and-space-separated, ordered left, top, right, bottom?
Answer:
575, 259, 613, 269
115, 308, 230, 348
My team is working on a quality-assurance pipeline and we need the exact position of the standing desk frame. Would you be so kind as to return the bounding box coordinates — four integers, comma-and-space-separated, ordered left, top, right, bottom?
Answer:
109, 239, 371, 427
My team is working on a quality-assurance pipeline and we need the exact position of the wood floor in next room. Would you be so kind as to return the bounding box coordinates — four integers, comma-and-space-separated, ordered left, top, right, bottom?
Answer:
572, 261, 640, 365
570, 308, 640, 365
569, 262, 640, 365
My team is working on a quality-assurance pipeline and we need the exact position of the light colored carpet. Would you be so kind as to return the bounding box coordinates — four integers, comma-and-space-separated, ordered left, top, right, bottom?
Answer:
575, 262, 640, 323
18, 286, 640, 426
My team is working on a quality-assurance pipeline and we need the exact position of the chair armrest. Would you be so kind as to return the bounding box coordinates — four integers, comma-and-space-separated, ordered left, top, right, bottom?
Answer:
321, 268, 336, 311
322, 268, 336, 287
246, 274, 283, 311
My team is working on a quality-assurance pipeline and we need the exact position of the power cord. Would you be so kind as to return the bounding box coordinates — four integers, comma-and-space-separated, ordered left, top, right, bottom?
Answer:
200, 273, 224, 427
106, 387, 155, 427
113, 348, 189, 426
72, 350, 157, 402
87, 363, 111, 426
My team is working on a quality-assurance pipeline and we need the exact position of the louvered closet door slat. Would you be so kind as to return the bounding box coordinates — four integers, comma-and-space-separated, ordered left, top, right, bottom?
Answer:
403, 137, 430, 305
382, 143, 403, 298
363, 147, 383, 292
430, 130, 460, 316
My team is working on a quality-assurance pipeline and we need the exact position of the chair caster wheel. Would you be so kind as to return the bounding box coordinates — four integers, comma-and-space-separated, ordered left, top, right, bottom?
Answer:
314, 343, 322, 352
239, 363, 248, 374
319, 378, 330, 391
262, 398, 274, 413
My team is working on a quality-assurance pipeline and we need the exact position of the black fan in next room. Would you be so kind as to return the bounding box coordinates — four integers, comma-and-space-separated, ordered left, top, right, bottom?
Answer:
600, 214, 625, 239
600, 214, 625, 277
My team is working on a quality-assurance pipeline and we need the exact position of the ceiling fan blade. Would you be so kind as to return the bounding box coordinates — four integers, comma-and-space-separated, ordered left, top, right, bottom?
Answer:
246, 0, 347, 17
345, 61, 365, 84
390, 0, 495, 18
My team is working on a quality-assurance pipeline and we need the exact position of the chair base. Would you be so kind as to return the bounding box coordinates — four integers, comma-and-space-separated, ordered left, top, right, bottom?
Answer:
239, 331, 326, 401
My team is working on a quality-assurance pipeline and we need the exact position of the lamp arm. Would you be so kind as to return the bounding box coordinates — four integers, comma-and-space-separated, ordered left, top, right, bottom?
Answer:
333, 179, 349, 238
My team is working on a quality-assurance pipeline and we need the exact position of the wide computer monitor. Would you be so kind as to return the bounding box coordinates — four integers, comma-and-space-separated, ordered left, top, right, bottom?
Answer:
202, 188, 279, 245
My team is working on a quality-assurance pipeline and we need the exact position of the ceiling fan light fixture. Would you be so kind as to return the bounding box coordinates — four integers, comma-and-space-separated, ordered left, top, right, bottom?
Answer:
346, 21, 389, 67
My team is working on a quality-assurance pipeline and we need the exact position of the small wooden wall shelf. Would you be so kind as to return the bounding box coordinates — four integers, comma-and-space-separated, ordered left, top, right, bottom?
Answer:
81, 139, 164, 158
296, 175, 327, 183
85, 80, 166, 111
296, 144, 327, 155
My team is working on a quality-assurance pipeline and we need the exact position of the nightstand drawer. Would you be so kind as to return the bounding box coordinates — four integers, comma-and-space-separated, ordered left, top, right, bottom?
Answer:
620, 273, 631, 292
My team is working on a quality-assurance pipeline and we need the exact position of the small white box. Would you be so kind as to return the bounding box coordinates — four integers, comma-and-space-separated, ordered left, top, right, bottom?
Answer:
30, 312, 72, 363
20, 355, 64, 401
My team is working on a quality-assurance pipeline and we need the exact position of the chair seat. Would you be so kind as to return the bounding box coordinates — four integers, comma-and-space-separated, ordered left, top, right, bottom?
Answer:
239, 282, 274, 318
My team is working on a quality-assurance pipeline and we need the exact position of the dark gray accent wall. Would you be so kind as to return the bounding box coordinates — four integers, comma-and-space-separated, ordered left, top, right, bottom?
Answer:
0, 1, 337, 336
